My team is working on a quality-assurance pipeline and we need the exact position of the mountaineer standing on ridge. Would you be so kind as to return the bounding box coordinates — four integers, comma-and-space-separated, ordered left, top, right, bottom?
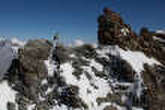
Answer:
53, 32, 60, 47
52, 33, 61, 69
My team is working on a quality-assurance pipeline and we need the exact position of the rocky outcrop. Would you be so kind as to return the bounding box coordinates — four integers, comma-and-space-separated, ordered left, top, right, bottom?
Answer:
142, 64, 165, 110
97, 8, 165, 65
109, 55, 136, 82
52, 44, 71, 64
97, 8, 135, 45
19, 39, 52, 85
8, 39, 52, 101
97, 8, 165, 110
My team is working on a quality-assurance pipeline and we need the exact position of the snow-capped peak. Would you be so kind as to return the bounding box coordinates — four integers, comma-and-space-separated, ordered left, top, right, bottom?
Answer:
156, 30, 165, 34
11, 38, 26, 47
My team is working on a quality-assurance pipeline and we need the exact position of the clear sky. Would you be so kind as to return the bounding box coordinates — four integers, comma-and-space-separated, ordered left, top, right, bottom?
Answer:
0, 0, 165, 43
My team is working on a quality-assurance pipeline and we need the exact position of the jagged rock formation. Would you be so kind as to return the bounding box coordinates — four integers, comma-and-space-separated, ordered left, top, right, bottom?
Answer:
97, 8, 165, 110
19, 39, 52, 84
8, 39, 52, 102
97, 8, 136, 45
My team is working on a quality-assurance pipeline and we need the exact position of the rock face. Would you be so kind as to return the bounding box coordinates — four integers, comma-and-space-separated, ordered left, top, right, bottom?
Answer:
98, 8, 165, 65
97, 8, 165, 110
142, 64, 165, 110
8, 39, 52, 101
109, 55, 136, 82
97, 8, 134, 45
19, 39, 52, 85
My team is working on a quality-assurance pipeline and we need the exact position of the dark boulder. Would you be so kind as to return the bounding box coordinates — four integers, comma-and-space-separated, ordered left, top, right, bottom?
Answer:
21, 39, 52, 60
19, 39, 52, 84
7, 39, 53, 101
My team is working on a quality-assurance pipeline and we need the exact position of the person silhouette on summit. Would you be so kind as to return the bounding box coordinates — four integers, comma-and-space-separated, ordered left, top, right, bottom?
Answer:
52, 33, 61, 69
53, 32, 60, 47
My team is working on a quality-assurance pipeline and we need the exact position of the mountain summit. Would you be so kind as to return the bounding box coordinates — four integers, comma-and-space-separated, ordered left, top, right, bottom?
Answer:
0, 8, 165, 110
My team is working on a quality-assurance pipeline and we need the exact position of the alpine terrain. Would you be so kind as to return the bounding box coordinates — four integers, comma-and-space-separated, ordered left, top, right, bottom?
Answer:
0, 8, 165, 110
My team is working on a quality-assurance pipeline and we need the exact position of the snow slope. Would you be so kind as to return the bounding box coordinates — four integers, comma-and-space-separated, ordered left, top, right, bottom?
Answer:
44, 45, 160, 110
0, 81, 17, 110
0, 40, 162, 110
60, 62, 111, 110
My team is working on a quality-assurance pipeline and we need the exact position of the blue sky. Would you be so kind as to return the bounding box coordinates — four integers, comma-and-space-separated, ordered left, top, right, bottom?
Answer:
0, 0, 165, 43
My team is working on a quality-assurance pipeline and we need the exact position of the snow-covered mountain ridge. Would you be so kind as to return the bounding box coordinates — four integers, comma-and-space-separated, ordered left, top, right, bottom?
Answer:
0, 8, 165, 110
0, 37, 164, 110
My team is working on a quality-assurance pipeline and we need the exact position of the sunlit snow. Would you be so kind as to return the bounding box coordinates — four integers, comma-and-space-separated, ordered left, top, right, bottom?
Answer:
0, 81, 17, 110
